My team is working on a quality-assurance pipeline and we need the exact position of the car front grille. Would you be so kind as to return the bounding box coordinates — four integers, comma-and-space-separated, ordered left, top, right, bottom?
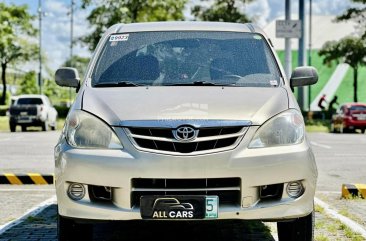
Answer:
124, 125, 248, 155
131, 178, 241, 208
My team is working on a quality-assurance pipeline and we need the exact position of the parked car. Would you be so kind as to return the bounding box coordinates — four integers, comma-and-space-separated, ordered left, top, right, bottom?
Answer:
9, 94, 58, 132
331, 103, 366, 133
54, 22, 318, 241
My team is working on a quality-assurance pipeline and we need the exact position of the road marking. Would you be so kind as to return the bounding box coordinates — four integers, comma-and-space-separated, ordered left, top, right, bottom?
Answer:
310, 141, 332, 149
0, 195, 56, 235
315, 197, 366, 239
0, 189, 54, 191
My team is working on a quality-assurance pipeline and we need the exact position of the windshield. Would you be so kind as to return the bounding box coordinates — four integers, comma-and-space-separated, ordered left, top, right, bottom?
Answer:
17, 98, 43, 105
91, 31, 281, 87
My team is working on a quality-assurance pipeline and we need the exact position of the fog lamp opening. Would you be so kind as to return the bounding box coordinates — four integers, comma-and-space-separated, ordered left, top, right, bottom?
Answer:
67, 183, 86, 201
286, 181, 304, 198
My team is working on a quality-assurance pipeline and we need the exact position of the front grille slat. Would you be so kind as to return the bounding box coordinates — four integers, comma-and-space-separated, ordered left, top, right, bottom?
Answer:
125, 125, 248, 155
131, 178, 241, 208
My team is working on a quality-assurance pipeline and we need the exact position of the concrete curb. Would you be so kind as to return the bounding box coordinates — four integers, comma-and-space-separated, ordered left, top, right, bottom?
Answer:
315, 197, 366, 239
0, 173, 54, 185
342, 184, 366, 199
0, 196, 56, 235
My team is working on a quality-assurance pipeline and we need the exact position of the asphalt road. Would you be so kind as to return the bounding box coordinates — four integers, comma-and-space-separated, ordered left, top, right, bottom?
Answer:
308, 133, 366, 192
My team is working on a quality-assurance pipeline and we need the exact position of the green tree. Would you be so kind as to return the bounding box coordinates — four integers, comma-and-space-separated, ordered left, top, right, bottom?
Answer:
319, 37, 366, 102
0, 3, 38, 104
81, 0, 187, 51
192, 0, 253, 23
63, 55, 90, 80
17, 71, 38, 95
337, 0, 366, 38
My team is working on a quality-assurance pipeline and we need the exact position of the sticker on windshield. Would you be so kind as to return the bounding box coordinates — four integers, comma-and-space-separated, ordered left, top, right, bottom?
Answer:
253, 34, 262, 40
270, 80, 278, 86
109, 34, 129, 42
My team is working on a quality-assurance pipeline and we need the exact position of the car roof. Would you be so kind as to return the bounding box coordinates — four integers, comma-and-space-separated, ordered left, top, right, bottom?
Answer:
17, 94, 46, 99
104, 21, 267, 38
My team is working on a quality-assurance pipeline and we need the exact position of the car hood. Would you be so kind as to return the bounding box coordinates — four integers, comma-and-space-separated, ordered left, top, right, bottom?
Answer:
82, 86, 289, 126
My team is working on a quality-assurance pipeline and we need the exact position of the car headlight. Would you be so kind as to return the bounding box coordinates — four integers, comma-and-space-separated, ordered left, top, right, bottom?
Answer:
248, 109, 305, 148
65, 110, 123, 149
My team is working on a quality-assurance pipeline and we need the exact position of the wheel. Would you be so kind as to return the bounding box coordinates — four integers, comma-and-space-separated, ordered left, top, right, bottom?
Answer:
340, 124, 344, 133
58, 214, 93, 241
277, 211, 314, 241
10, 123, 16, 132
330, 123, 336, 133
21, 125, 27, 132
42, 120, 49, 131
51, 125, 56, 131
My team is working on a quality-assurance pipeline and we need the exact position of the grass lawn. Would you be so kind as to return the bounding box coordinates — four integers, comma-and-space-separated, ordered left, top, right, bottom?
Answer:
334, 66, 366, 104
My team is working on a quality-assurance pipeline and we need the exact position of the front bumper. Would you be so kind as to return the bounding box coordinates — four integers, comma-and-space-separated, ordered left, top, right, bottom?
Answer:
10, 116, 44, 126
55, 127, 317, 221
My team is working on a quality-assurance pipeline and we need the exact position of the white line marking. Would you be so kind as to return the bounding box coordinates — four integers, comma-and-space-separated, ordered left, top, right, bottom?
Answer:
0, 189, 55, 192
310, 141, 332, 149
314, 197, 366, 239
0, 195, 56, 235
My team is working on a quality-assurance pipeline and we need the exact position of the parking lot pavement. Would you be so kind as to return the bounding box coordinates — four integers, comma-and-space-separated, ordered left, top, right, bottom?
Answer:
0, 185, 55, 226
0, 204, 276, 241
0, 131, 60, 173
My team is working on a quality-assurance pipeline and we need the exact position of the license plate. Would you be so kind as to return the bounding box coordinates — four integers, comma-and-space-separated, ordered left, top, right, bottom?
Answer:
20, 112, 28, 116
140, 196, 218, 220
18, 117, 31, 123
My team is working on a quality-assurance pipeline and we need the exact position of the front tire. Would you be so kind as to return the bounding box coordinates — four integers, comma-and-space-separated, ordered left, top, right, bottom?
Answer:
10, 123, 16, 132
277, 211, 314, 241
58, 214, 93, 241
21, 125, 27, 132
42, 120, 49, 131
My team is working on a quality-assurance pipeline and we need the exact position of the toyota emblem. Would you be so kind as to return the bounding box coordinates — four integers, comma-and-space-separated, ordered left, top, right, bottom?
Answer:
173, 126, 198, 142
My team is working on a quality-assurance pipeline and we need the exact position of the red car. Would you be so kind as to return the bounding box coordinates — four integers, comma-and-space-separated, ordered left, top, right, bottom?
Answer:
331, 103, 366, 133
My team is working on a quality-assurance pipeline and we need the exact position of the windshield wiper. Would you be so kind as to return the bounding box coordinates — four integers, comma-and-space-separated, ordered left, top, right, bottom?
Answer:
94, 81, 144, 87
165, 81, 234, 86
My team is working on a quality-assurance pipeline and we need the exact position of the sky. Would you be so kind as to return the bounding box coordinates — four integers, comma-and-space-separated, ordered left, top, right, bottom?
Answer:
4, 0, 357, 72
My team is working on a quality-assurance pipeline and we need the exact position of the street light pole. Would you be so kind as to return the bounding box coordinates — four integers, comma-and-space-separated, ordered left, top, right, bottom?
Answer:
284, 0, 292, 79
38, 0, 43, 95
69, 0, 75, 105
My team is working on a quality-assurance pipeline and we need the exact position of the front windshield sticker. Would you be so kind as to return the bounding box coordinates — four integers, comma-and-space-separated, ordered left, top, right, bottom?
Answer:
109, 34, 129, 42
270, 80, 278, 86
253, 34, 262, 40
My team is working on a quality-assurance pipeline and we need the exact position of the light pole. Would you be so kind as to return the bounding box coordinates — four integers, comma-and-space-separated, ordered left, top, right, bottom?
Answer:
69, 0, 75, 105
38, 0, 43, 95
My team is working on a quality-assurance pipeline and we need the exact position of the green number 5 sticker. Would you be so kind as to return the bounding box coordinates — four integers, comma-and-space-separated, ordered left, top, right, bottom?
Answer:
205, 196, 218, 219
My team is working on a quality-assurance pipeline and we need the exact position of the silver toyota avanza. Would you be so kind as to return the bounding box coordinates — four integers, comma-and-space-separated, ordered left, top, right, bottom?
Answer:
55, 22, 318, 241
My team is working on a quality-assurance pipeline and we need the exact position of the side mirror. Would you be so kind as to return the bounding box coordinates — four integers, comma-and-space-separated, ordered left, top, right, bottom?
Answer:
290, 66, 318, 87
55, 67, 80, 88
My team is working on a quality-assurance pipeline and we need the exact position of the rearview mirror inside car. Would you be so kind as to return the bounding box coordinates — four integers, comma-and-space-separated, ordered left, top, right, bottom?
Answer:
55, 67, 80, 89
290, 66, 318, 87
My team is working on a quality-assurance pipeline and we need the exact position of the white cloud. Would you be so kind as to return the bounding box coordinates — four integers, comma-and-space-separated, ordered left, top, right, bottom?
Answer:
40, 0, 91, 73
245, 0, 271, 27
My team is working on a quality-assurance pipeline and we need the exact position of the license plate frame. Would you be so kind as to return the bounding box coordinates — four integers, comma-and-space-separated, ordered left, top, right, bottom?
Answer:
140, 195, 218, 220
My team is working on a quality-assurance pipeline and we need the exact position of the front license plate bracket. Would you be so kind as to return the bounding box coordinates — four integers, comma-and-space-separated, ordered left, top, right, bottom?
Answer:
140, 195, 219, 220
